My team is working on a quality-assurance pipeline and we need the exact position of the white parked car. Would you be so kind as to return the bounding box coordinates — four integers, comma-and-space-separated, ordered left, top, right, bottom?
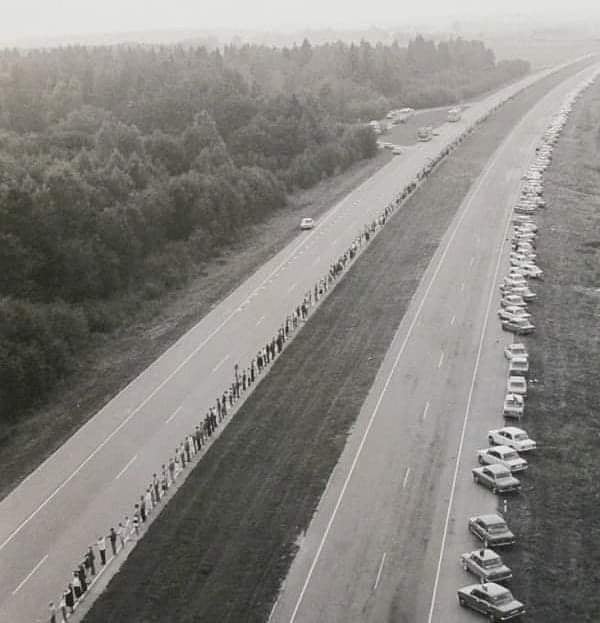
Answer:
488, 426, 536, 452
503, 393, 524, 419
477, 445, 528, 472
300, 217, 315, 230
507, 375, 527, 396
507, 286, 536, 301
508, 356, 529, 377
504, 343, 528, 360
500, 295, 527, 309
497, 306, 531, 322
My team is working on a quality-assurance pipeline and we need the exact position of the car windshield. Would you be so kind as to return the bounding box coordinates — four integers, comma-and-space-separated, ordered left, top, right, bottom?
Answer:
503, 451, 519, 460
487, 523, 507, 533
514, 434, 528, 441
496, 469, 511, 479
481, 557, 501, 569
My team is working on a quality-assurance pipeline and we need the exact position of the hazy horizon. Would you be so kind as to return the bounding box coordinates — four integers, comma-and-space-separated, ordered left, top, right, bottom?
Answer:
2, 0, 600, 44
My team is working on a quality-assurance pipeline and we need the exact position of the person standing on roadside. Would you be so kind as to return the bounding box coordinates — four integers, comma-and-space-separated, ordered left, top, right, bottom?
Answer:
49, 601, 57, 623
132, 506, 140, 537
109, 527, 117, 556
184, 436, 191, 463
78, 563, 87, 593
86, 545, 96, 575
72, 571, 82, 600
123, 515, 131, 544
139, 495, 147, 523
97, 535, 107, 565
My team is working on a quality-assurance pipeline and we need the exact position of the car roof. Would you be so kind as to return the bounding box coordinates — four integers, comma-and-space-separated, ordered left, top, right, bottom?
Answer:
472, 548, 500, 561
477, 513, 506, 525
485, 463, 511, 474
489, 445, 516, 454
500, 426, 526, 435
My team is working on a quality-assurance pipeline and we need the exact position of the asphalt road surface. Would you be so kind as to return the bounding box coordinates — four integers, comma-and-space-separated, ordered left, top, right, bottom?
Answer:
0, 63, 584, 623
270, 63, 600, 623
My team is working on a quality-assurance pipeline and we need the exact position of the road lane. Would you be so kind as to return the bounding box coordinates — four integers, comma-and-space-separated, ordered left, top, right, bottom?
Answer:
0, 60, 590, 623
270, 62, 600, 623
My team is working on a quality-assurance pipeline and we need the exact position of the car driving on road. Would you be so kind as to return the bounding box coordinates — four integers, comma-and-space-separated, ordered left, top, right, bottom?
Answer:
300, 217, 315, 230
460, 549, 513, 583
477, 445, 528, 472
469, 514, 516, 547
457, 582, 525, 621
488, 427, 536, 452
472, 464, 521, 494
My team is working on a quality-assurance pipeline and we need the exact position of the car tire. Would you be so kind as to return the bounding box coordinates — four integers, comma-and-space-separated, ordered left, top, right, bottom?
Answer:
492, 486, 497, 494
478, 456, 485, 465
458, 596, 466, 607
488, 437, 495, 445
462, 560, 468, 571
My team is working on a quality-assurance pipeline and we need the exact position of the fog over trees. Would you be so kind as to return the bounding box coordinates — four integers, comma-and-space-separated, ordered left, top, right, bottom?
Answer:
0, 37, 528, 423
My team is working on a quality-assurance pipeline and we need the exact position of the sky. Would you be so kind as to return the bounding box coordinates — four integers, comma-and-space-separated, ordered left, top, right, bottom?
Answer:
1, 0, 600, 40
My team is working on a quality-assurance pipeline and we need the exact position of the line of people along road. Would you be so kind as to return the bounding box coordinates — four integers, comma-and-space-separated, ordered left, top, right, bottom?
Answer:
45, 96, 517, 623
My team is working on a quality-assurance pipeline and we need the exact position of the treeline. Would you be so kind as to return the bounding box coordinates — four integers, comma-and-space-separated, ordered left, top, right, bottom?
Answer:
0, 38, 529, 424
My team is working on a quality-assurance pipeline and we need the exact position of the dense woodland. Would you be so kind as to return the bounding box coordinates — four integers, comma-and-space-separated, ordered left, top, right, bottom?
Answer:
0, 37, 529, 424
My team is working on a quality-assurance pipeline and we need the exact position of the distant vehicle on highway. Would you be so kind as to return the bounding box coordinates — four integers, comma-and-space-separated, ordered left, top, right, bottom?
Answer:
488, 426, 536, 452
447, 106, 462, 122
417, 126, 433, 141
460, 548, 513, 583
501, 317, 535, 335
469, 513, 516, 547
504, 343, 528, 360
300, 217, 315, 230
457, 582, 525, 621
503, 393, 525, 420
392, 146, 403, 155
478, 445, 528, 473
472, 464, 521, 494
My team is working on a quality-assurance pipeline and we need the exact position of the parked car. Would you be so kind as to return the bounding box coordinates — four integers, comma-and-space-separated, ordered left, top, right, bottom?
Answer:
300, 217, 315, 230
502, 318, 535, 335
500, 295, 527, 309
488, 427, 536, 452
469, 513, 516, 547
504, 343, 528, 360
457, 583, 525, 621
507, 375, 527, 396
503, 393, 524, 419
478, 445, 527, 472
472, 464, 521, 494
392, 146, 403, 155
502, 276, 527, 289
498, 307, 531, 322
508, 357, 529, 377
505, 286, 536, 302
520, 263, 543, 279
460, 549, 513, 583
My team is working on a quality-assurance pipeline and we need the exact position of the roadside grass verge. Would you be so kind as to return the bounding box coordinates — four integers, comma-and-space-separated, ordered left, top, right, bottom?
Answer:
504, 77, 600, 622
81, 61, 594, 623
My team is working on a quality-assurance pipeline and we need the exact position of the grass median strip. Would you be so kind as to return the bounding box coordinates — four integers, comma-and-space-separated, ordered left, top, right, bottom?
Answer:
82, 60, 594, 623
504, 75, 600, 623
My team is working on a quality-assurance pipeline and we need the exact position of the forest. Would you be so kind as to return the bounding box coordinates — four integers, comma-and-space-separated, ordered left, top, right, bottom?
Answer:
0, 37, 529, 425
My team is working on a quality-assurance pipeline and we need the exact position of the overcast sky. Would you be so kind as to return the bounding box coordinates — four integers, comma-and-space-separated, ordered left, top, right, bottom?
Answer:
2, 0, 600, 39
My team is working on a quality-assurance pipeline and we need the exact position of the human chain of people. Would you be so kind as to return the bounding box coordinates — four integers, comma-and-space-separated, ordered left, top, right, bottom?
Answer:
45, 101, 505, 623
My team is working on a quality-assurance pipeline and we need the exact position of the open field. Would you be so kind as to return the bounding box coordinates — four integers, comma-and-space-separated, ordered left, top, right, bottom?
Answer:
504, 77, 600, 622
0, 150, 392, 502
81, 61, 595, 623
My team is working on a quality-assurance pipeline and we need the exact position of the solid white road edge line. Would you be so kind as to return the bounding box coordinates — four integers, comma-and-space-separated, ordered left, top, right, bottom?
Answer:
426, 157, 519, 623
373, 552, 387, 591
286, 113, 515, 623
12, 555, 48, 595
115, 455, 137, 480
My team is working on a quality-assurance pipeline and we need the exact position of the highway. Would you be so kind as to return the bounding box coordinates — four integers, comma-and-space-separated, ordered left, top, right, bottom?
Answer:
0, 62, 584, 623
269, 63, 600, 623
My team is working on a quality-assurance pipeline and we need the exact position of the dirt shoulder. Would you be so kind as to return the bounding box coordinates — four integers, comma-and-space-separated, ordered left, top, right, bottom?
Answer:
504, 78, 600, 622
0, 150, 391, 502
81, 63, 590, 623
